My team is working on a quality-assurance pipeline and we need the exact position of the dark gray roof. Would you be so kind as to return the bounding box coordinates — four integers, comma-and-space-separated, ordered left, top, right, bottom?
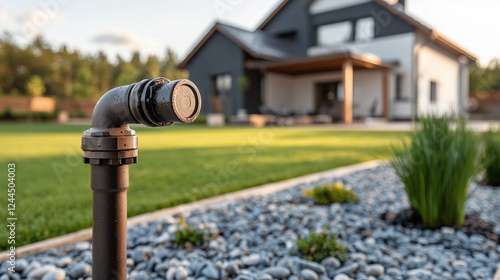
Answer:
217, 23, 304, 60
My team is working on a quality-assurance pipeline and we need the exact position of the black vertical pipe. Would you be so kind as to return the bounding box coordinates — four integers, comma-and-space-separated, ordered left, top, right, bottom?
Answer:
91, 165, 129, 280
82, 78, 201, 280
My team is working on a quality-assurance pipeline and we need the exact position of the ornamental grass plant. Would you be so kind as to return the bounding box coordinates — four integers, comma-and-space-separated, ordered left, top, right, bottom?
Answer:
482, 128, 500, 186
391, 114, 481, 228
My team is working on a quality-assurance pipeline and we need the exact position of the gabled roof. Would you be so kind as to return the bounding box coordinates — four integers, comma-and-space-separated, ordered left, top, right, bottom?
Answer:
256, 0, 291, 30
178, 22, 304, 69
257, 0, 476, 61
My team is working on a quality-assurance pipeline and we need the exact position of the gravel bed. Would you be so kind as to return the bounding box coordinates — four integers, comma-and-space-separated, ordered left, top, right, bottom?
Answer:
1, 164, 499, 280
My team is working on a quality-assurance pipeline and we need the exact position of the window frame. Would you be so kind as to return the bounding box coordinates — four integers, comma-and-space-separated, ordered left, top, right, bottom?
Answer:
394, 74, 406, 101
430, 80, 437, 103
316, 21, 353, 46
354, 17, 375, 42
212, 73, 232, 97
316, 17, 376, 46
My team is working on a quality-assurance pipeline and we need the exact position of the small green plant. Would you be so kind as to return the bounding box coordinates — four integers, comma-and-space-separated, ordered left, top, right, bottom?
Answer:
391, 113, 481, 228
295, 226, 348, 262
483, 128, 500, 186
174, 216, 211, 247
237, 75, 251, 92
304, 182, 358, 205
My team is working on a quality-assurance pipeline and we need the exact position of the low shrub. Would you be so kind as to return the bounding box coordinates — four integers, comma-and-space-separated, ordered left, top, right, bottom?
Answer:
304, 182, 358, 205
174, 216, 211, 248
32, 111, 56, 121
391, 114, 481, 228
69, 111, 87, 118
0, 108, 27, 121
295, 226, 348, 262
0, 108, 57, 121
483, 128, 500, 186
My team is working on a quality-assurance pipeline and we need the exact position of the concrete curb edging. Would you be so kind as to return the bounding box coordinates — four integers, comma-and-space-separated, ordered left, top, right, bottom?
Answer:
1, 159, 384, 262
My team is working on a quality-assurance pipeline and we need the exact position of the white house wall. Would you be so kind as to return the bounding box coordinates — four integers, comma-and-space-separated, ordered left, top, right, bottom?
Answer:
264, 73, 294, 113
349, 32, 415, 119
309, 0, 370, 15
416, 33, 460, 115
352, 70, 383, 118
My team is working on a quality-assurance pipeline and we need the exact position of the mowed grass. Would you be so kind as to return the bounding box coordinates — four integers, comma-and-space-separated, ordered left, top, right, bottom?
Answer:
0, 123, 403, 250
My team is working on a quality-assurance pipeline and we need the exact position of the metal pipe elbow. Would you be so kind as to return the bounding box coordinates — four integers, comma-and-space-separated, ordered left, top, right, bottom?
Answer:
89, 78, 201, 133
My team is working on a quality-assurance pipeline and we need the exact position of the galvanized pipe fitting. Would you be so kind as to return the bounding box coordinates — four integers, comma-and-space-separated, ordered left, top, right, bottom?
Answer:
81, 78, 201, 280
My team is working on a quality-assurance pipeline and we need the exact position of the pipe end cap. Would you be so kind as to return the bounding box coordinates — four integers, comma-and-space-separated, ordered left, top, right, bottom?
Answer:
171, 80, 201, 123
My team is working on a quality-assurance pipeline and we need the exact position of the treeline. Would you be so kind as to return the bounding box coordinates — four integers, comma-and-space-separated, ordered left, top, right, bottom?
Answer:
0, 33, 187, 99
470, 59, 500, 95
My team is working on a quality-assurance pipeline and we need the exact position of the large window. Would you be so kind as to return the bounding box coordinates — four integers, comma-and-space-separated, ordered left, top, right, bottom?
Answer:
430, 81, 437, 103
213, 74, 231, 97
317, 21, 352, 46
317, 17, 375, 46
355, 17, 375, 42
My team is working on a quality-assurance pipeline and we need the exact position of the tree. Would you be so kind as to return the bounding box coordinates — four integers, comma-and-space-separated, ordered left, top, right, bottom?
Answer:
91, 51, 112, 96
162, 48, 188, 80
25, 75, 46, 97
131, 51, 142, 69
470, 58, 500, 95
72, 63, 93, 98
115, 63, 140, 86
144, 55, 161, 78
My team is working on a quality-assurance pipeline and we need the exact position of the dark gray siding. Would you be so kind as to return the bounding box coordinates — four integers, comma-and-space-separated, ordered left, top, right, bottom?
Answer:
311, 2, 414, 40
262, 0, 414, 49
186, 31, 244, 116
261, 0, 313, 51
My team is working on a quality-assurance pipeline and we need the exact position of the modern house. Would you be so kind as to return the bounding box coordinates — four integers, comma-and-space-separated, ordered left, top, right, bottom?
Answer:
179, 0, 476, 123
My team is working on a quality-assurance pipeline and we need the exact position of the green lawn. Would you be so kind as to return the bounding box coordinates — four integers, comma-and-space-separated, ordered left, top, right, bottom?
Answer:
0, 123, 403, 250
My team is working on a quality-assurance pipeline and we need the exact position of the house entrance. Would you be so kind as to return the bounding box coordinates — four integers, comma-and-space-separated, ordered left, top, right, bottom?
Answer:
315, 81, 343, 121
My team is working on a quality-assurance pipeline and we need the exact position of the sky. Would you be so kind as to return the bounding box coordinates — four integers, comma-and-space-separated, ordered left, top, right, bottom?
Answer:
0, 0, 498, 65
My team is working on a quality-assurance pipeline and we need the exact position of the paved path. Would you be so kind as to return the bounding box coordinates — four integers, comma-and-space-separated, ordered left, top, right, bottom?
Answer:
298, 120, 500, 132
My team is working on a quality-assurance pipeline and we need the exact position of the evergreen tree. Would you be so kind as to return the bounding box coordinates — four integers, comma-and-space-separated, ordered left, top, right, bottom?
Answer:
72, 63, 93, 98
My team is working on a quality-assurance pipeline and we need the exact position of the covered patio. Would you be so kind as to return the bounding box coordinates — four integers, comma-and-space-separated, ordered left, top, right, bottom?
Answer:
246, 52, 395, 124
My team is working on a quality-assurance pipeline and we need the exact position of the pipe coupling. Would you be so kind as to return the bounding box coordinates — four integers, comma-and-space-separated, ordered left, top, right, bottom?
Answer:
82, 127, 138, 165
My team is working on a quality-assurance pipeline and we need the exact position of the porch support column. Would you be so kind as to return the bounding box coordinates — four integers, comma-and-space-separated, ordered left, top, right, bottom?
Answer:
342, 60, 353, 124
382, 70, 389, 119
